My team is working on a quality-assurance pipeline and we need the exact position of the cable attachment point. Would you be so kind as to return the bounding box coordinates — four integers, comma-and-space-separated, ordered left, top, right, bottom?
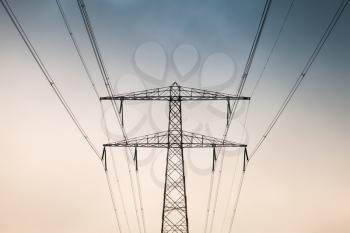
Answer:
212, 146, 217, 172
134, 146, 138, 171
227, 99, 232, 126
119, 99, 124, 126
101, 147, 107, 171
243, 147, 249, 172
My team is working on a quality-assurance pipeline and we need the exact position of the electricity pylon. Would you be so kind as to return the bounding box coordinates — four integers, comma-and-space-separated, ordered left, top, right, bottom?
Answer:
101, 82, 250, 233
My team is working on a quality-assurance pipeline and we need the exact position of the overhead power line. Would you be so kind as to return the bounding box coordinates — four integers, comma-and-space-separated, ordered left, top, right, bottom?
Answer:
205, 1, 272, 232
55, 0, 99, 99
249, 0, 349, 160
55, 0, 132, 232
0, 0, 126, 231
219, 101, 250, 233
250, 0, 296, 96
105, 168, 123, 233
3, 0, 347, 232
234, 0, 273, 101
224, 0, 296, 231
0, 0, 100, 159
75, 1, 146, 232
227, 0, 350, 231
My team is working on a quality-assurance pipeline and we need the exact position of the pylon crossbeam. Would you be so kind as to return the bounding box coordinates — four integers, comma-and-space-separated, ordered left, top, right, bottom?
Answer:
104, 131, 246, 149
100, 82, 250, 101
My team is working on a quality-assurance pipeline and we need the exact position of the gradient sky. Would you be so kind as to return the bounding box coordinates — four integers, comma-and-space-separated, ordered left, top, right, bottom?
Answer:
1, 0, 350, 233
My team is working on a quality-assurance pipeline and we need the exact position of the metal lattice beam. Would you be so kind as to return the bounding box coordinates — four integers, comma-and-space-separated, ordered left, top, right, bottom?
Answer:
104, 131, 246, 148
100, 82, 250, 101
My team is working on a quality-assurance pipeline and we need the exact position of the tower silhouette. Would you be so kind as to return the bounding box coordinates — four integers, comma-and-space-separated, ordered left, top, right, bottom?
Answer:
101, 82, 250, 233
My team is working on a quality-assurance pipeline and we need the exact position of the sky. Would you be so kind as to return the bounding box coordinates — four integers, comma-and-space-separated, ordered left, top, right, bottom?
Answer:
0, 0, 350, 232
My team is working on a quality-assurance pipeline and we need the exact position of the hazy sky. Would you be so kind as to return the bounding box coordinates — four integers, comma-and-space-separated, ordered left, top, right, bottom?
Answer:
1, 0, 350, 233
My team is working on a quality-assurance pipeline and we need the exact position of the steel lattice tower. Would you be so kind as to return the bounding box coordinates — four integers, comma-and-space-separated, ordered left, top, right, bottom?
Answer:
162, 84, 188, 232
101, 82, 250, 233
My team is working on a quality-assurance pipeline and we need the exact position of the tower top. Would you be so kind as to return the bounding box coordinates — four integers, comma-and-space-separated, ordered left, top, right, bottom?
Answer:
171, 81, 179, 86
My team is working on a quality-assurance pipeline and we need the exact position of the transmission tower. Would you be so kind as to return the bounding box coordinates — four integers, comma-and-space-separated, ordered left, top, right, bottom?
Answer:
101, 82, 250, 233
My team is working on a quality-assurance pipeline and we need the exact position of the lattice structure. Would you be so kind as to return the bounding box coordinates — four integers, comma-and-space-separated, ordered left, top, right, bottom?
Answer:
101, 82, 250, 233
104, 131, 246, 148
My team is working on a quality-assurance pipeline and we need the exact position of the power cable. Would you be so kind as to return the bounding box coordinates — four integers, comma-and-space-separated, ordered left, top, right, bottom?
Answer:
55, 0, 99, 98
219, 154, 241, 233
55, 1, 132, 231
0, 0, 100, 158
204, 1, 272, 232
220, 0, 296, 230
250, 0, 296, 96
219, 101, 250, 233
105, 168, 123, 233
76, 1, 146, 232
0, 0, 124, 232
226, 168, 245, 233
249, 0, 349, 161
227, 0, 350, 231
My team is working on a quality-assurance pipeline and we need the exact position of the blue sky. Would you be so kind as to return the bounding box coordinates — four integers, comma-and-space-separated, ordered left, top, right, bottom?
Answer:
0, 0, 349, 232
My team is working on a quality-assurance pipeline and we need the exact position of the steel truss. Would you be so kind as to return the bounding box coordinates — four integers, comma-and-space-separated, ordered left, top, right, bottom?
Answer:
102, 82, 250, 233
